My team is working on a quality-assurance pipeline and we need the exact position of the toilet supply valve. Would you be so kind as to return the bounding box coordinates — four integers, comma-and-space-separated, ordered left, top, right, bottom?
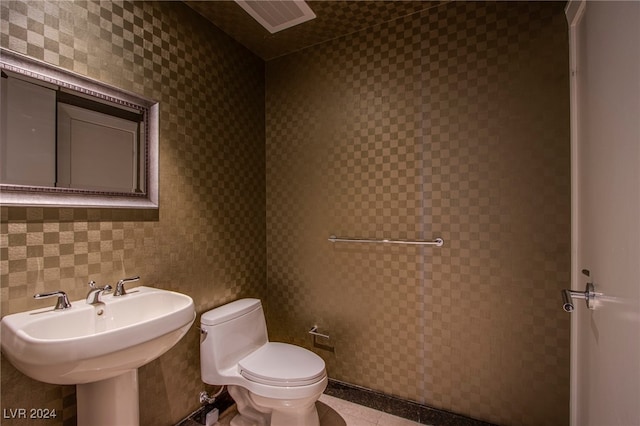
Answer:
198, 389, 223, 426
199, 386, 224, 404
199, 391, 216, 404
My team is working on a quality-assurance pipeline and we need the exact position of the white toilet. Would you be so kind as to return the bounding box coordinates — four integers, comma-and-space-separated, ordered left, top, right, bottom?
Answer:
200, 298, 328, 426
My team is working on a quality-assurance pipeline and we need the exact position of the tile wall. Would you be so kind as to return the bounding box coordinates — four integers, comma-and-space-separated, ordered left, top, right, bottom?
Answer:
0, 1, 265, 425
265, 2, 571, 425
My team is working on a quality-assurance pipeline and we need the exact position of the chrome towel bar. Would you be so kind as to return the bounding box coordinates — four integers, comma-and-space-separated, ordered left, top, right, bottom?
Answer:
328, 235, 444, 247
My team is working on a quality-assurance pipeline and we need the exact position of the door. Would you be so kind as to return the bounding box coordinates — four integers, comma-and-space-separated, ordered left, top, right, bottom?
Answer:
567, 1, 640, 425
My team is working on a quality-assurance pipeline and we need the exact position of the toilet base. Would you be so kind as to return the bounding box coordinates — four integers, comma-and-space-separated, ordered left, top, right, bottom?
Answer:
228, 385, 321, 426
228, 385, 270, 426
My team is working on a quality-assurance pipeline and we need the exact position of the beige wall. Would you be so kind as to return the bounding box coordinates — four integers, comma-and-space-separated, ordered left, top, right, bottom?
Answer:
2, 1, 571, 425
0, 1, 265, 425
265, 2, 571, 425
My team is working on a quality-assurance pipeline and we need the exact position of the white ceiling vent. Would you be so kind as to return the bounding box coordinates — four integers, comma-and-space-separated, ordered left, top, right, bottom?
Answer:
234, 0, 316, 34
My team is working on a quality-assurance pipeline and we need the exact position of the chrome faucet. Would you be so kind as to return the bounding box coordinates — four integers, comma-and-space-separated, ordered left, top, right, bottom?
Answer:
113, 276, 140, 296
34, 290, 72, 310
86, 281, 112, 304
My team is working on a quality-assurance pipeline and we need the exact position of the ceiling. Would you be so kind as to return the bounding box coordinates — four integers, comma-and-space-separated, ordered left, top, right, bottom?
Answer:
185, 1, 446, 61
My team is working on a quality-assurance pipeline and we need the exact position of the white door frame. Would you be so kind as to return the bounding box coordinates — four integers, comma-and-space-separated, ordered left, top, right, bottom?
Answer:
565, 1, 586, 424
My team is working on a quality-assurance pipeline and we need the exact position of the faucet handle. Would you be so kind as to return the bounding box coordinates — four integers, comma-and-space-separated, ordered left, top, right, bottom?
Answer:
114, 276, 140, 297
34, 291, 72, 310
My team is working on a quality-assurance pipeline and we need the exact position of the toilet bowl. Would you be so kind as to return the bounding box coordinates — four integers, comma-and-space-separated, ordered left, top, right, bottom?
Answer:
200, 298, 327, 426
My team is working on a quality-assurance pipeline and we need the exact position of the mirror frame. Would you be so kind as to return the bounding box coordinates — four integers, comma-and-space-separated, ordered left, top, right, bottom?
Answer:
0, 48, 159, 209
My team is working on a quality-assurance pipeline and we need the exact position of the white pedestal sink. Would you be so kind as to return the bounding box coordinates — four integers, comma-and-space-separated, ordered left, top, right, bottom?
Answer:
0, 286, 196, 426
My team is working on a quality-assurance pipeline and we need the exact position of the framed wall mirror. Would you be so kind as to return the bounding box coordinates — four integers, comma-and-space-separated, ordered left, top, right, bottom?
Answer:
0, 48, 159, 209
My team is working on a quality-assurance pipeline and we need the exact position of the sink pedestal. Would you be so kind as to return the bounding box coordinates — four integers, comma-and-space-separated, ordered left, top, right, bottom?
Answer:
77, 370, 139, 426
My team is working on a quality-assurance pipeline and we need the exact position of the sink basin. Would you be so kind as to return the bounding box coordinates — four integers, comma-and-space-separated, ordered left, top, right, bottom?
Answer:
1, 286, 195, 385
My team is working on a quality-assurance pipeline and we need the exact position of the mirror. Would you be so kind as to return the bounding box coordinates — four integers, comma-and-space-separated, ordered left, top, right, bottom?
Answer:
0, 48, 158, 209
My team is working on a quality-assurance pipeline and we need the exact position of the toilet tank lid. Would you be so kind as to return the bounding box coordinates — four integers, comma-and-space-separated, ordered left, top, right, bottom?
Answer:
201, 298, 262, 326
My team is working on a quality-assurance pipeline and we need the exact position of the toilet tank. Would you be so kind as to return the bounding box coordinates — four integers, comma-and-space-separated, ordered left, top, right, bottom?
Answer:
200, 298, 268, 383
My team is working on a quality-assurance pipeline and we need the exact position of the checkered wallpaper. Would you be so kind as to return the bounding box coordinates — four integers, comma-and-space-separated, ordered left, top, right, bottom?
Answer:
1, 1, 265, 425
2, 1, 571, 425
265, 2, 571, 425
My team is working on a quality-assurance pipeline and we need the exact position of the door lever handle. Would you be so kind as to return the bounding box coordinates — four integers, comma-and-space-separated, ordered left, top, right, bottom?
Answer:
562, 282, 596, 312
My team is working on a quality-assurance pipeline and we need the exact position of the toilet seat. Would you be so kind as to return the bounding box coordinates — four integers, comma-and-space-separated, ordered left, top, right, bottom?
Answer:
238, 342, 326, 387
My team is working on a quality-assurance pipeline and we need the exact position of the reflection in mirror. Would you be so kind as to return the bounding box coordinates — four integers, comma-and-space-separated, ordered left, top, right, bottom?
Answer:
0, 48, 158, 209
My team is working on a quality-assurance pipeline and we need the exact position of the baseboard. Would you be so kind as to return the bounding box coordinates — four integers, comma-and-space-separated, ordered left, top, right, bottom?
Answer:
325, 379, 498, 426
